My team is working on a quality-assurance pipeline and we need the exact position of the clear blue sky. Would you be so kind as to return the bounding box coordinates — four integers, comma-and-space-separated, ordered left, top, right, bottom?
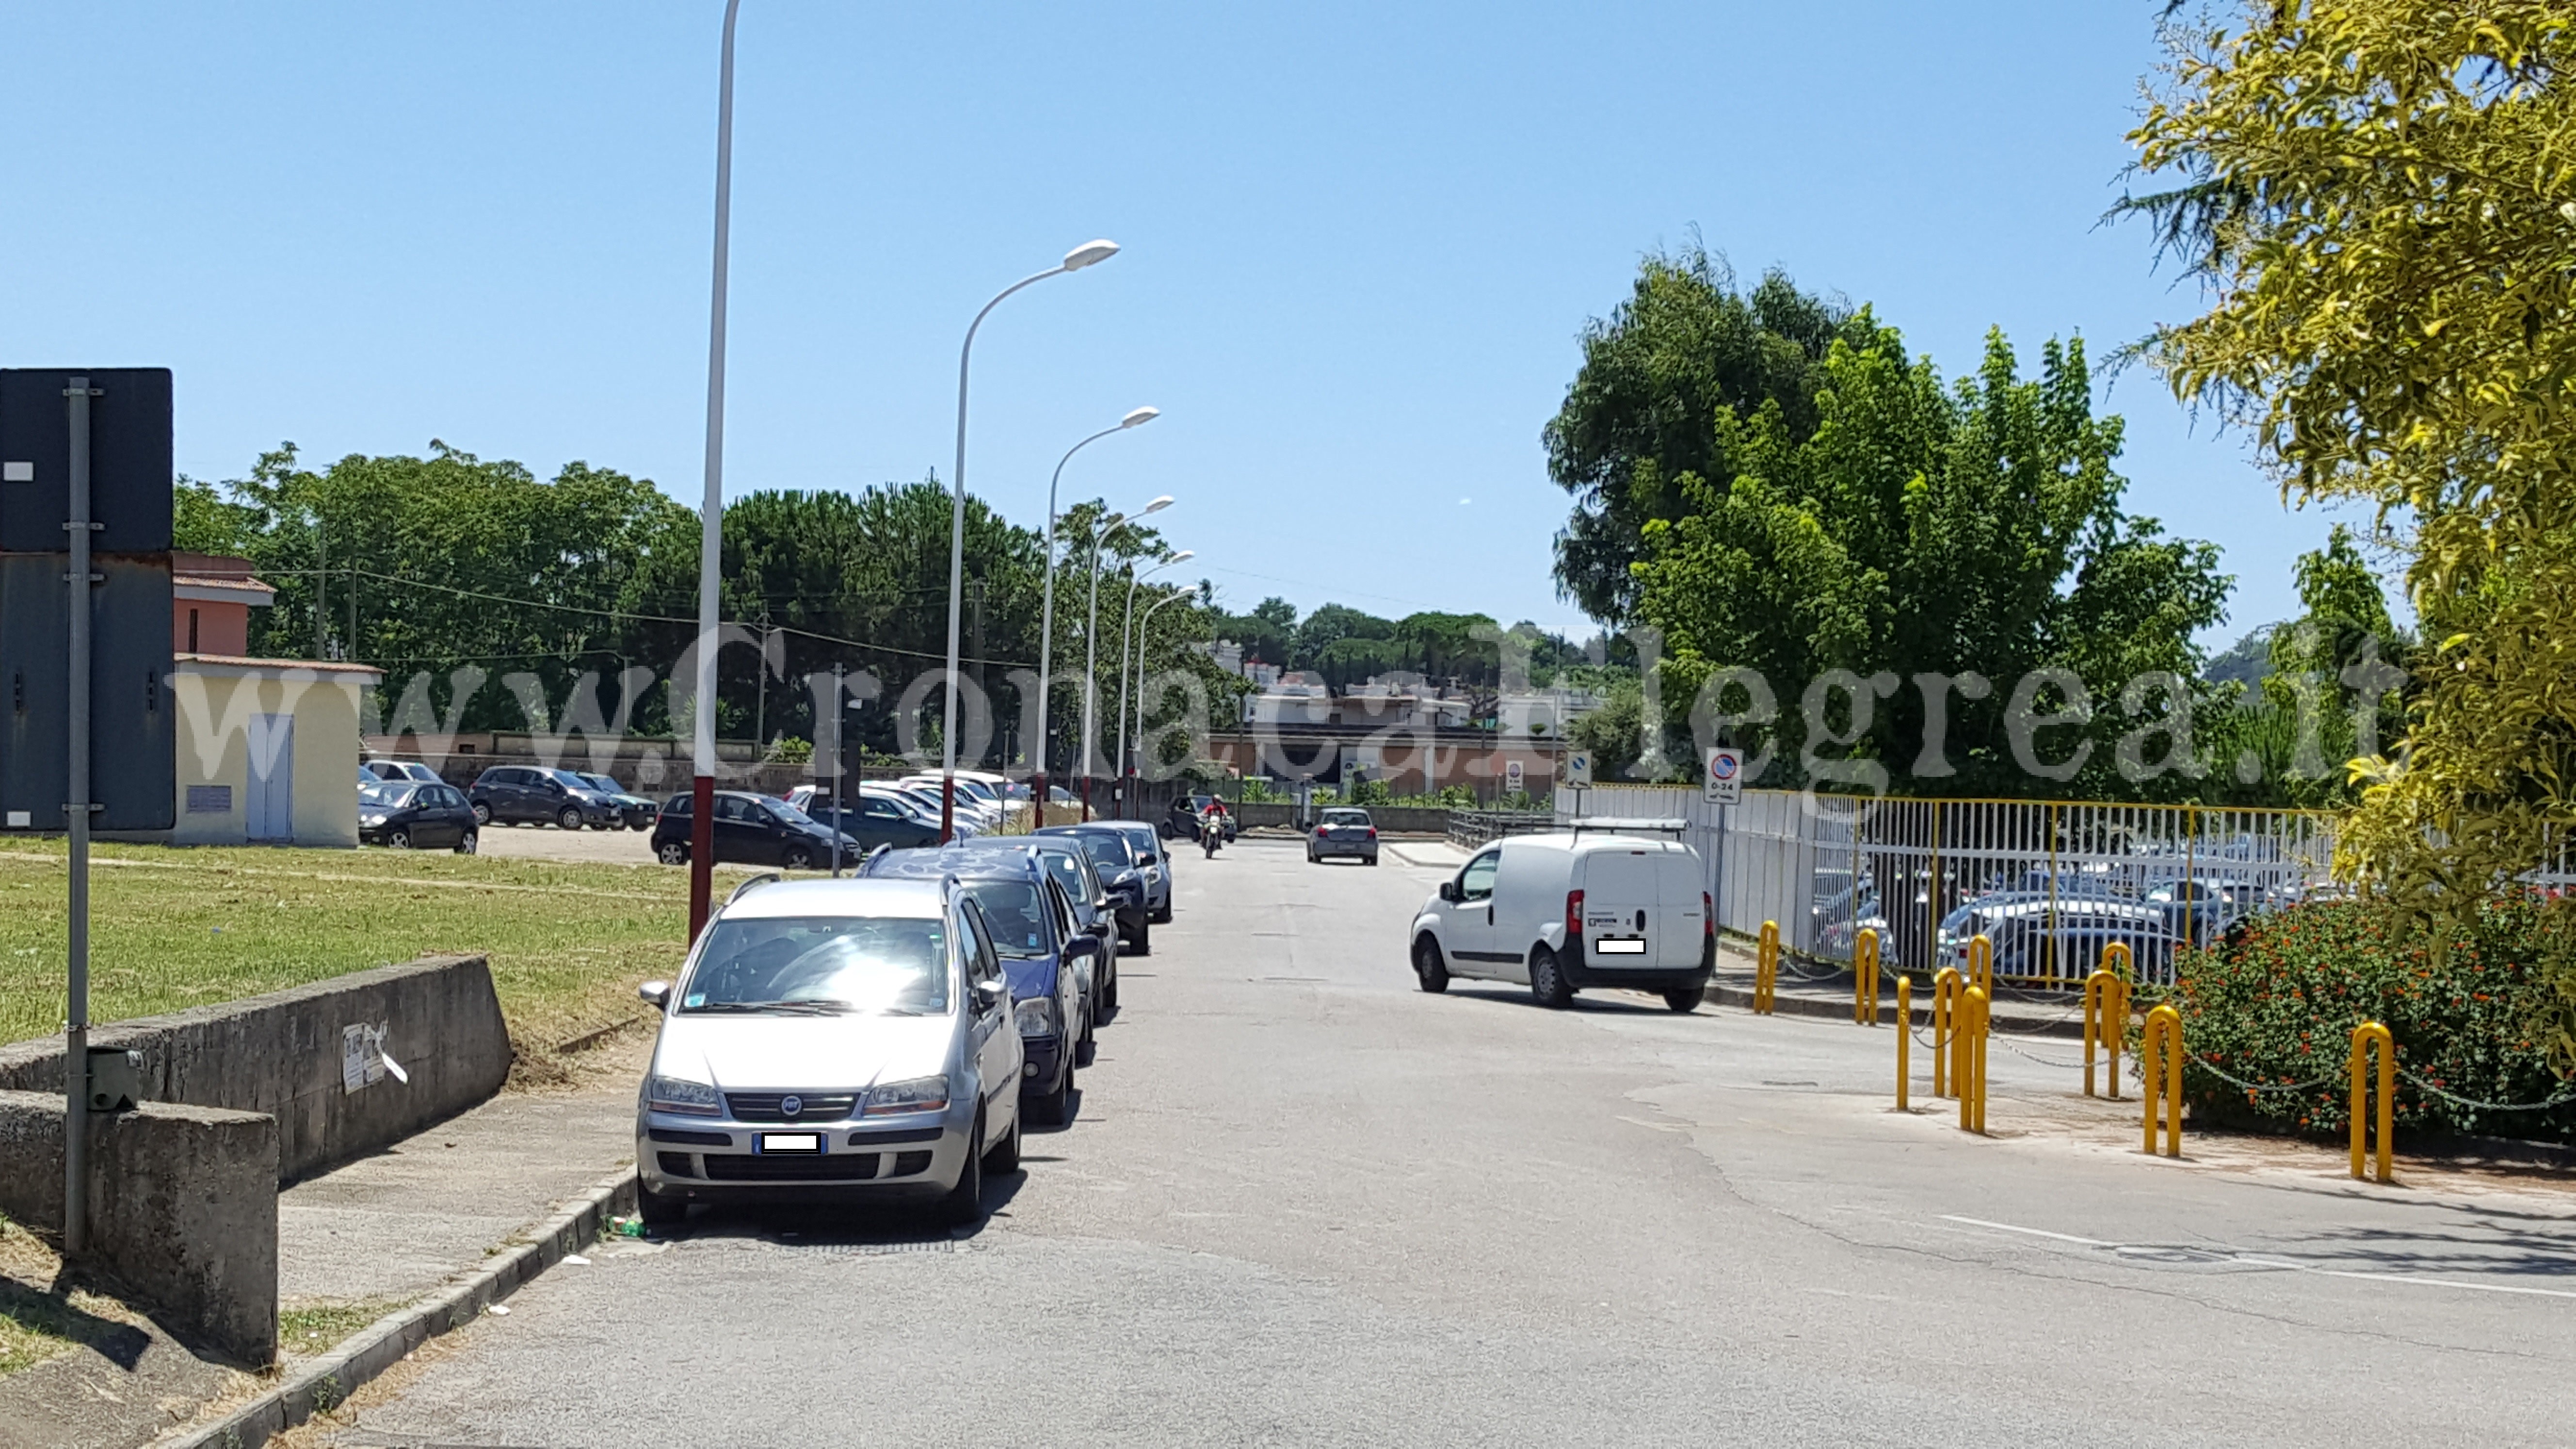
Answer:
1, 1, 2366, 650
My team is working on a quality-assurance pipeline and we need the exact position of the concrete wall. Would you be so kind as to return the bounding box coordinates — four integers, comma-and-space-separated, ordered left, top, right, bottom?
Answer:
0, 1091, 278, 1364
0, 955, 511, 1184
169, 661, 377, 847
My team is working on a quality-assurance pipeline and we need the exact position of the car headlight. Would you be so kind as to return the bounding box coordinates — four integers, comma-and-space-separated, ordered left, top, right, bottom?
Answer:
863, 1075, 950, 1116
647, 1074, 723, 1116
1014, 996, 1059, 1038
359, 813, 385, 826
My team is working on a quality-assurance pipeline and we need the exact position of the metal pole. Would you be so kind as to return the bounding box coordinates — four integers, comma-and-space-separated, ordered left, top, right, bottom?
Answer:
1037, 423, 1131, 814
828, 662, 845, 878
1114, 565, 1140, 808
689, 0, 743, 941
1128, 589, 1190, 785
1079, 515, 1119, 822
64, 375, 97, 1256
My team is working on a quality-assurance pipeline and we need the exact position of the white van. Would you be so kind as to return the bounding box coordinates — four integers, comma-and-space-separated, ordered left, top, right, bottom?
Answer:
1409, 820, 1711, 1012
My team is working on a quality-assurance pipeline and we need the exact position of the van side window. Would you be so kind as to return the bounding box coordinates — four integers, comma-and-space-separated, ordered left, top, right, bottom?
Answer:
1459, 850, 1499, 902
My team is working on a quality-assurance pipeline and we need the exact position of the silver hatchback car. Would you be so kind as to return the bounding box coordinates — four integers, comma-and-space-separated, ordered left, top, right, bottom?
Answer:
633, 876, 1026, 1226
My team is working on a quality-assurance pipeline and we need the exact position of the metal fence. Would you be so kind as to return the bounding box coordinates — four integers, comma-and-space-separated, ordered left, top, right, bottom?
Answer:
1555, 787, 2341, 989
1448, 809, 1560, 849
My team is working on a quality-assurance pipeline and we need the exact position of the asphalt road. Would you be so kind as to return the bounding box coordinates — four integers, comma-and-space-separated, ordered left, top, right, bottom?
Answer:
310, 837, 2576, 1449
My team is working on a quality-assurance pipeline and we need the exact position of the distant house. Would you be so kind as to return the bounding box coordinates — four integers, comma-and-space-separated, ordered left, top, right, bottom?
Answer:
165, 553, 379, 847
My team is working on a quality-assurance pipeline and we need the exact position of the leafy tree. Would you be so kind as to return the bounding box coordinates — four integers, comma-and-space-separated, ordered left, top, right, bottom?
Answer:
1250, 596, 1298, 629
2124, 2, 2576, 978
1543, 248, 1861, 622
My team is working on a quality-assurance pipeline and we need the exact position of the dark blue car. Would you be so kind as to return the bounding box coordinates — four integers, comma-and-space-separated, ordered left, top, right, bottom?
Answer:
862, 847, 1098, 1125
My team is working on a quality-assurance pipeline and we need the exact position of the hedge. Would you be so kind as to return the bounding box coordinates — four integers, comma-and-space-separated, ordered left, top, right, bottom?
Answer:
2161, 892, 2576, 1145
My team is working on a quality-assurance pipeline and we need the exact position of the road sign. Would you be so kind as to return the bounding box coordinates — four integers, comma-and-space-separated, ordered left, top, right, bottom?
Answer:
0, 369, 173, 552
1705, 746, 1744, 805
1565, 751, 1592, 787
1505, 759, 1524, 792
0, 556, 174, 831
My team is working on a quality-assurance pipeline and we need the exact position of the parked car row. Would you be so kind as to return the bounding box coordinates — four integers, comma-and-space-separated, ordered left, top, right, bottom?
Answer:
630, 818, 1172, 1227
360, 760, 660, 834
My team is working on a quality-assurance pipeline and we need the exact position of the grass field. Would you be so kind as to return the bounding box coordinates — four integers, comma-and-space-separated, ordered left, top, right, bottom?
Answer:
0, 841, 765, 1070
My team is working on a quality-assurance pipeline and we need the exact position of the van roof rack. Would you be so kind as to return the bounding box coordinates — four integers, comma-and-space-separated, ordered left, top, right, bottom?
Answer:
1566, 817, 1690, 836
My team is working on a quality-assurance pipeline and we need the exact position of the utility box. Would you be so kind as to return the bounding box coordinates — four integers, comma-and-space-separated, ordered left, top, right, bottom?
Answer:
86, 1046, 145, 1112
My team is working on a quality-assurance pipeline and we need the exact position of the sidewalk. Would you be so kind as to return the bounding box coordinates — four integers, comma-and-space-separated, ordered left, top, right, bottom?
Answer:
1705, 940, 2087, 1039
0, 1048, 644, 1449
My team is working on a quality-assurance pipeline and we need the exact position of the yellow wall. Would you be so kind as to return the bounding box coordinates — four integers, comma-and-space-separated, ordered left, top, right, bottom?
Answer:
169, 665, 373, 848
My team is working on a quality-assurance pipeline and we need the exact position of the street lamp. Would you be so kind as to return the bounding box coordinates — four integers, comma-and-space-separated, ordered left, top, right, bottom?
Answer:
1126, 584, 1198, 784
1114, 550, 1194, 793
1036, 407, 1158, 813
688, 0, 745, 942
940, 239, 1121, 842
1081, 495, 1171, 820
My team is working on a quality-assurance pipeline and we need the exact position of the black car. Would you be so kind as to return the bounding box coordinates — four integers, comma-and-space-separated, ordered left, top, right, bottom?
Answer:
796, 789, 941, 854
358, 780, 480, 853
576, 773, 660, 831
651, 790, 860, 869
469, 765, 624, 830
1165, 794, 1239, 843
1036, 824, 1152, 953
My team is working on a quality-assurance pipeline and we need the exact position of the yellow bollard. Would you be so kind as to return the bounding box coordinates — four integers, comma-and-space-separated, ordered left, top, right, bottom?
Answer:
1853, 927, 1881, 1026
1958, 985, 1989, 1133
2141, 1004, 2184, 1158
2083, 943, 2133, 1100
1895, 976, 1912, 1111
1967, 933, 1994, 996
1755, 920, 1780, 1014
2350, 1021, 2396, 1183
1932, 967, 1962, 1098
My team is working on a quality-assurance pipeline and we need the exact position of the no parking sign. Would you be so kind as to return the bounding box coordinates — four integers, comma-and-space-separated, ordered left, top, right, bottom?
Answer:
1705, 747, 1743, 805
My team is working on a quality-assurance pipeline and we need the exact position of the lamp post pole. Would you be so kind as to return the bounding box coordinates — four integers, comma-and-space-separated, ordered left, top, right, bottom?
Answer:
687, 0, 743, 943
1036, 409, 1157, 816
1126, 585, 1194, 783
1113, 552, 1191, 805
1079, 495, 1171, 821
940, 241, 1120, 843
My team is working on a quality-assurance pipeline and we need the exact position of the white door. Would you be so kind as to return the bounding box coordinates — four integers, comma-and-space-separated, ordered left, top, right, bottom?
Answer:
1578, 844, 1661, 965
247, 714, 294, 841
1442, 847, 1504, 977
1657, 847, 1709, 969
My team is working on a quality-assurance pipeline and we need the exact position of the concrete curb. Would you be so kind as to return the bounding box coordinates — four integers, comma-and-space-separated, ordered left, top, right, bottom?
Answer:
1702, 979, 2086, 1040
151, 1167, 637, 1449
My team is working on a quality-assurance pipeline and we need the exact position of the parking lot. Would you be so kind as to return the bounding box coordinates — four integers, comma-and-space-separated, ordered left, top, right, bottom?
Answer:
304, 835, 2576, 1449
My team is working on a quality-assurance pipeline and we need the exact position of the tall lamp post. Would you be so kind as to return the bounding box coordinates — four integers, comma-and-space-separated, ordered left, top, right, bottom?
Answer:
1113, 550, 1193, 802
1036, 407, 1158, 814
1079, 496, 1172, 820
940, 239, 1122, 843
1125, 584, 1197, 784
688, 0, 744, 942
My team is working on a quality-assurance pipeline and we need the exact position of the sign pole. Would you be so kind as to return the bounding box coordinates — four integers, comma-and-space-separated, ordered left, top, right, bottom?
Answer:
63, 376, 97, 1256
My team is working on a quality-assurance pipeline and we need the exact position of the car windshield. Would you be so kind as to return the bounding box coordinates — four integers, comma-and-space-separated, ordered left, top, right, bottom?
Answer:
547, 770, 594, 790
960, 881, 1050, 957
582, 774, 625, 794
681, 915, 950, 1015
766, 797, 819, 826
1322, 809, 1369, 826
360, 782, 418, 806
1065, 832, 1132, 869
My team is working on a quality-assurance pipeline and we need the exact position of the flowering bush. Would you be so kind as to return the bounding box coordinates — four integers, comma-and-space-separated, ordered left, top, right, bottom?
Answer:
2162, 893, 2576, 1144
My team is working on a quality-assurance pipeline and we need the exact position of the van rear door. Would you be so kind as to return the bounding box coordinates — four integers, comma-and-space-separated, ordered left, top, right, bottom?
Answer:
1656, 846, 1707, 969
1577, 843, 1661, 966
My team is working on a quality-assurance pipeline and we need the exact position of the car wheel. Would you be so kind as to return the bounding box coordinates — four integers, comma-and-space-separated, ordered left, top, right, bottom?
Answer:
782, 845, 813, 871
1102, 959, 1120, 1013
1030, 1052, 1073, 1127
637, 1175, 686, 1229
656, 840, 689, 866
940, 1111, 986, 1225
1413, 935, 1450, 994
1529, 946, 1574, 1009
454, 830, 478, 855
1151, 904, 1171, 924
471, 803, 492, 826
983, 1104, 1022, 1174
557, 805, 583, 830
384, 828, 412, 850
1365, 853, 1379, 866
1128, 920, 1151, 956
1077, 1016, 1097, 1067
1663, 984, 1704, 1014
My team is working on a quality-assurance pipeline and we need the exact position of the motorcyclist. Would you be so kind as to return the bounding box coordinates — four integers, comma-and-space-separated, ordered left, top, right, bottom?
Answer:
1198, 799, 1228, 855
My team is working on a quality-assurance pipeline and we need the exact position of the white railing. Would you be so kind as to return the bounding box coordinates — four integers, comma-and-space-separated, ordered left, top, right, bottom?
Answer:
1556, 786, 2341, 988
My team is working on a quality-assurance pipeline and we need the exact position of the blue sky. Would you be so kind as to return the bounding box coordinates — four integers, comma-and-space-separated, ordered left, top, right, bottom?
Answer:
0, 1, 2366, 650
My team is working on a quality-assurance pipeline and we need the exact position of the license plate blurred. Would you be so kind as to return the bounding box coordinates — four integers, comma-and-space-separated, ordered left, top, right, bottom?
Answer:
1595, 938, 1647, 955
759, 1133, 821, 1155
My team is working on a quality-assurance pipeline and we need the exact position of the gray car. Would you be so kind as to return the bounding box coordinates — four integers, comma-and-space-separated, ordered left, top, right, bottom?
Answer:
632, 875, 1027, 1227
1102, 820, 1175, 923
1307, 807, 1380, 865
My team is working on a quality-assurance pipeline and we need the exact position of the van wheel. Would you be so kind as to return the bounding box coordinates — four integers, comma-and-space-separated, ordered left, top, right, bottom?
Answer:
1663, 984, 1704, 1014
1529, 947, 1574, 1009
1412, 936, 1450, 994
941, 1111, 987, 1225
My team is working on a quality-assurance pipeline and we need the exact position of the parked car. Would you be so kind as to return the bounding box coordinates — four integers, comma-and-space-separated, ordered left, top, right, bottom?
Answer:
950, 836, 1122, 1014
364, 759, 446, 785
899, 775, 1005, 831
1307, 806, 1379, 866
1939, 896, 2185, 983
358, 779, 480, 853
469, 765, 624, 830
1036, 823, 1152, 953
885, 780, 988, 837
1099, 820, 1174, 924
632, 875, 1025, 1227
1409, 824, 1713, 1012
863, 848, 1099, 1112
792, 789, 942, 855
653, 790, 863, 869
576, 773, 660, 831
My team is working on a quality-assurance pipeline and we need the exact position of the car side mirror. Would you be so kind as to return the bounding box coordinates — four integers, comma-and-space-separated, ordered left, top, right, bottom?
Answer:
638, 980, 670, 1008
975, 979, 1008, 1011
1439, 881, 1462, 903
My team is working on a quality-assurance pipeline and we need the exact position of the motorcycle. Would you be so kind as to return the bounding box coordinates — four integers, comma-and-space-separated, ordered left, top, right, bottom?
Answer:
1200, 819, 1223, 858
